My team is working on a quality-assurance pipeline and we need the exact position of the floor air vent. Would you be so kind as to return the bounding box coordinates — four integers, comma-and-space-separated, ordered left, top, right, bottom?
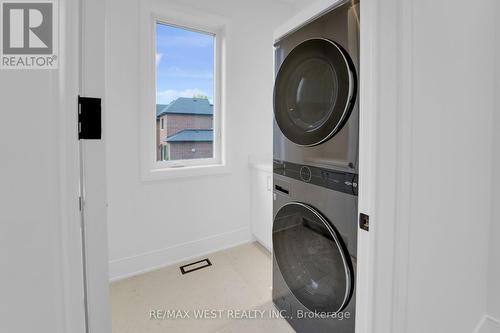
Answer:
180, 258, 212, 275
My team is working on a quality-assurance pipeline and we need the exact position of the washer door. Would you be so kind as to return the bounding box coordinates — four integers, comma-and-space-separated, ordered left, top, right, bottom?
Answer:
273, 38, 357, 146
273, 202, 353, 313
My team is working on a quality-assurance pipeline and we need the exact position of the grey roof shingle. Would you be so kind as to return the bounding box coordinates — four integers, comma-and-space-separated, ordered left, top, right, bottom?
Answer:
166, 129, 213, 143
157, 97, 213, 117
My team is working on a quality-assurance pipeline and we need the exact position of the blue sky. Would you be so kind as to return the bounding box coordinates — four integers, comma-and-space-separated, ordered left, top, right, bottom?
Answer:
156, 23, 214, 105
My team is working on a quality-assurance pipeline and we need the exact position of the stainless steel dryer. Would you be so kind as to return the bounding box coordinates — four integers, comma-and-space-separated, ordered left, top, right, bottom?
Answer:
273, 0, 359, 173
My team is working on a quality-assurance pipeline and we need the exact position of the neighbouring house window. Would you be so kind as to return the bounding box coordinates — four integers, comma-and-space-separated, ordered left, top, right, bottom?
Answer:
163, 145, 168, 161
155, 22, 216, 164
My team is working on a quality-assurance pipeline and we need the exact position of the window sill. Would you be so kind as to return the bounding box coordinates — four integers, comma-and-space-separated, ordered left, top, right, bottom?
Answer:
142, 163, 231, 181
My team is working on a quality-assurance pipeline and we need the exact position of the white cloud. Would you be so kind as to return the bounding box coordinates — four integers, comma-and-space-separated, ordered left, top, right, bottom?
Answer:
156, 53, 163, 67
157, 88, 210, 104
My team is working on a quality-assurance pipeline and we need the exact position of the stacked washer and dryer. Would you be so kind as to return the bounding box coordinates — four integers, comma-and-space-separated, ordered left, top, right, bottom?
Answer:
272, 1, 360, 332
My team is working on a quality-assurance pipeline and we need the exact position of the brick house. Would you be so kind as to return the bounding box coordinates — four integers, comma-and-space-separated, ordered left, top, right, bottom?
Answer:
166, 129, 213, 160
156, 97, 213, 160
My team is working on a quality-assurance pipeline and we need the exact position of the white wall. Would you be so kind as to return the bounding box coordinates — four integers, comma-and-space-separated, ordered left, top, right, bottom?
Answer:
105, 0, 294, 280
0, 0, 85, 332
0, 72, 69, 333
486, 0, 500, 324
404, 1, 495, 332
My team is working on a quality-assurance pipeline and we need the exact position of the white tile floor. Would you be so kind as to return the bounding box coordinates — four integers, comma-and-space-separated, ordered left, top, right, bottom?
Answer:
110, 242, 295, 333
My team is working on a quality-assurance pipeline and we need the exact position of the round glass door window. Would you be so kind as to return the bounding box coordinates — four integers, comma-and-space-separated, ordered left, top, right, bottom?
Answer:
273, 38, 357, 146
273, 202, 353, 313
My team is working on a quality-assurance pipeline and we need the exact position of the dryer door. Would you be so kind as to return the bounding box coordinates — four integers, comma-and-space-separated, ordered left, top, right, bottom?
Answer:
273, 202, 354, 313
273, 38, 357, 146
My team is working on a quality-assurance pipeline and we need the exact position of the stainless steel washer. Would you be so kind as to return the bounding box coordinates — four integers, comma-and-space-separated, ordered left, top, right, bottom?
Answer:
272, 162, 357, 332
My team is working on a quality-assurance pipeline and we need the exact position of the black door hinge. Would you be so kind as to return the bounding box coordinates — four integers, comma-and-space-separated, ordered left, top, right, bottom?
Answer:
359, 213, 369, 231
78, 96, 102, 140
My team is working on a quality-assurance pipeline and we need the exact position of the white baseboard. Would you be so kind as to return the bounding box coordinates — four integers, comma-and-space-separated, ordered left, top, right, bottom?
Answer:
473, 314, 500, 333
109, 227, 252, 282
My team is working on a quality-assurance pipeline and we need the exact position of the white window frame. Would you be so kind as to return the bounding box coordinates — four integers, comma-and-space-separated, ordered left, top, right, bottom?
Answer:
139, 3, 228, 180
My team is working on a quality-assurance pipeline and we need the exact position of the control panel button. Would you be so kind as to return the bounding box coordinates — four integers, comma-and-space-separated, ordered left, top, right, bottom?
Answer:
300, 166, 312, 182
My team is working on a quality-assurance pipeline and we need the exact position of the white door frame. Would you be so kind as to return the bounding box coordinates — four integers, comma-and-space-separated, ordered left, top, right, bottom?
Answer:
357, 0, 414, 331
58, 0, 112, 332
54, 0, 100, 331
57, 0, 88, 331
78, 0, 112, 332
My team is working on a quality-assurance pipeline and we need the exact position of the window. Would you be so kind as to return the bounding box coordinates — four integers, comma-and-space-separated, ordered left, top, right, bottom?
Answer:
140, 6, 227, 180
163, 145, 168, 160
155, 22, 218, 165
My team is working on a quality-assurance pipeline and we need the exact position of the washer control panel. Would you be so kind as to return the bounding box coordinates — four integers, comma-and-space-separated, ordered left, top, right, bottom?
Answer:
273, 160, 358, 196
